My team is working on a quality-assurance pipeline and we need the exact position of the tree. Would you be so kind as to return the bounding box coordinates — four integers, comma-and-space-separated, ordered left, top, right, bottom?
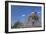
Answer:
32, 15, 39, 20
13, 21, 23, 28
31, 12, 39, 20
31, 12, 39, 25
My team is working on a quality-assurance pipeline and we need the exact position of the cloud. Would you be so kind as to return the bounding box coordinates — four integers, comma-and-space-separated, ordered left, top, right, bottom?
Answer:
22, 14, 25, 16
38, 12, 40, 14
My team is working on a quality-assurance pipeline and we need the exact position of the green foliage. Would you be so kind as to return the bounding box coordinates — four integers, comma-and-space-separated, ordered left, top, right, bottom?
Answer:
32, 15, 39, 20
12, 21, 23, 28
31, 12, 39, 20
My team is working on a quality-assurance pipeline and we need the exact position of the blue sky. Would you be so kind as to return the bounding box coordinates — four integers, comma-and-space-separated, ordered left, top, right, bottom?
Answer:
11, 5, 41, 24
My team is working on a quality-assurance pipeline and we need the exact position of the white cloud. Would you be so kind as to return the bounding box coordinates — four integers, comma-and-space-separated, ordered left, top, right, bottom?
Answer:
38, 12, 40, 14
22, 14, 25, 16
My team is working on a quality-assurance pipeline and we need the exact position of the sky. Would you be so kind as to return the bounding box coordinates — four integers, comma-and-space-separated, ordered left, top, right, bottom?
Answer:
11, 5, 41, 25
